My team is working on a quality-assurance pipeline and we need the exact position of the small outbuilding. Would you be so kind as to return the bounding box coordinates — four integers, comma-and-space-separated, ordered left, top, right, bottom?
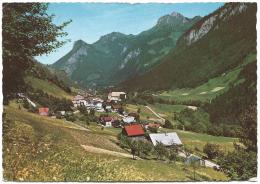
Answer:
99, 116, 114, 127
39, 108, 49, 116
185, 154, 205, 167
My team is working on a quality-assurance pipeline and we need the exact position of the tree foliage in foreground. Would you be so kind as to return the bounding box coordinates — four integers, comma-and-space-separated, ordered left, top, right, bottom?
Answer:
3, 3, 71, 101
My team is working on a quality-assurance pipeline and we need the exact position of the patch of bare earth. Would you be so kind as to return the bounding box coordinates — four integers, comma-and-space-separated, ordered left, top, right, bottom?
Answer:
81, 145, 134, 158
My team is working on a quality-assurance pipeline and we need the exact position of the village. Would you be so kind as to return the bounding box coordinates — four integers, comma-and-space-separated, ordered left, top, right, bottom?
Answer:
16, 90, 220, 169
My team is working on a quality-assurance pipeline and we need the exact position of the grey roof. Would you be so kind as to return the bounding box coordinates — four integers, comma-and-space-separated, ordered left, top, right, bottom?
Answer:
149, 132, 182, 146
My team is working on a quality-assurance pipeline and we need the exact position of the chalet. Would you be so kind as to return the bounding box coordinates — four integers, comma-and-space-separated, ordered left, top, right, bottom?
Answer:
108, 92, 126, 102
185, 155, 205, 167
128, 112, 140, 120
111, 104, 122, 111
122, 124, 145, 140
122, 116, 136, 124
149, 132, 182, 146
100, 116, 114, 127
72, 95, 87, 107
39, 108, 49, 116
105, 105, 112, 112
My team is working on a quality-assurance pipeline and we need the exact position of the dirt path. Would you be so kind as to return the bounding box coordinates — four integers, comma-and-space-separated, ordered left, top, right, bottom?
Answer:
81, 145, 135, 159
145, 106, 165, 123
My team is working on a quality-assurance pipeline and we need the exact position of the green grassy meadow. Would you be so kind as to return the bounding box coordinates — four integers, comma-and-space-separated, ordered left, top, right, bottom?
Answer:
25, 76, 72, 99
3, 104, 229, 181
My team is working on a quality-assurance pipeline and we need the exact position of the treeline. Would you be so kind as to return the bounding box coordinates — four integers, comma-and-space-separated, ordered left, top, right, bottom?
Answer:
203, 61, 256, 127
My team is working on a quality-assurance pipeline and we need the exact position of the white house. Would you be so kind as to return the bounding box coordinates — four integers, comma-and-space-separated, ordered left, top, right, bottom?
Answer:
149, 132, 182, 146
122, 116, 136, 124
72, 95, 87, 107
108, 92, 126, 102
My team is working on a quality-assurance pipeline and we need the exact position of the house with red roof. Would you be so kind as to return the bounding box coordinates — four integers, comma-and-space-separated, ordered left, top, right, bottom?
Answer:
122, 124, 145, 140
99, 116, 114, 127
39, 108, 49, 116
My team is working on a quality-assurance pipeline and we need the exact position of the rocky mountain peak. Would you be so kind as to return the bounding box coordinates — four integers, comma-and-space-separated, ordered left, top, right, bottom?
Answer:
170, 11, 185, 18
73, 39, 89, 49
156, 11, 189, 26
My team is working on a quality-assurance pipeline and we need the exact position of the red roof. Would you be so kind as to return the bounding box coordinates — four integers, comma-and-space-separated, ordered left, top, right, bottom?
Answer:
39, 108, 49, 113
39, 108, 49, 115
101, 116, 114, 122
124, 124, 145, 136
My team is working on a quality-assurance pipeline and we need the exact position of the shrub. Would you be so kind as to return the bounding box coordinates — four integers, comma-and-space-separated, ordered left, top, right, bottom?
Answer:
203, 143, 223, 160
163, 119, 173, 129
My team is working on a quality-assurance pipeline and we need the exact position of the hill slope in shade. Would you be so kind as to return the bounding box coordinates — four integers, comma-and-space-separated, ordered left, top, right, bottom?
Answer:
120, 3, 256, 91
52, 12, 201, 87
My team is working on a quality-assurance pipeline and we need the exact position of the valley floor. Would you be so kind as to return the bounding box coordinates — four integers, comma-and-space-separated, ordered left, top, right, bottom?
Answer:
2, 104, 232, 181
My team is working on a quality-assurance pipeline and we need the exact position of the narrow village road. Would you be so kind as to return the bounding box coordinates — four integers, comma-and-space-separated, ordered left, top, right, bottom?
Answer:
144, 106, 165, 123
81, 145, 138, 159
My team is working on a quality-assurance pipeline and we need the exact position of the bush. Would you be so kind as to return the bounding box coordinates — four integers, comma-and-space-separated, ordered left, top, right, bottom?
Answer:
148, 126, 158, 133
218, 147, 257, 180
23, 99, 30, 109
203, 143, 223, 160
154, 142, 168, 160
162, 119, 173, 129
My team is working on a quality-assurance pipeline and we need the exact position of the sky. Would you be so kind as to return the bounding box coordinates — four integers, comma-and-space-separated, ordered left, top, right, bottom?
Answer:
36, 3, 224, 64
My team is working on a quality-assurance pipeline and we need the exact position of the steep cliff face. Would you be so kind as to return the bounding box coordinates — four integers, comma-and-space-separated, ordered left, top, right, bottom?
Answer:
182, 3, 249, 46
120, 3, 256, 91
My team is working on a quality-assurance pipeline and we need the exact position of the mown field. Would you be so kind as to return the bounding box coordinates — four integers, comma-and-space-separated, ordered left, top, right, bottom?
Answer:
3, 105, 229, 181
25, 76, 72, 99
157, 53, 256, 103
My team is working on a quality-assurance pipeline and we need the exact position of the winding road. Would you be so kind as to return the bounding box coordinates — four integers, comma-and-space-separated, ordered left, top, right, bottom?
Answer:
144, 105, 165, 123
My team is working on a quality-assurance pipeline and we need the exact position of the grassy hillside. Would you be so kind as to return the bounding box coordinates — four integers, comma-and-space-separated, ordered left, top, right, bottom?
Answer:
25, 76, 72, 99
3, 105, 229, 181
174, 130, 238, 156
156, 52, 255, 103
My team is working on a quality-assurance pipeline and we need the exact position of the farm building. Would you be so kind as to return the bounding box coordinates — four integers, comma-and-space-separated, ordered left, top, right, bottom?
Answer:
39, 108, 49, 116
122, 124, 145, 140
185, 155, 205, 167
122, 116, 136, 124
108, 92, 126, 102
111, 104, 122, 111
149, 132, 182, 146
72, 95, 87, 107
99, 116, 114, 127
128, 112, 140, 120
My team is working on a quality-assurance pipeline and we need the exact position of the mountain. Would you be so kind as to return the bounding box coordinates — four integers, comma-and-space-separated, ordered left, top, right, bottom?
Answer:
120, 3, 256, 91
52, 12, 201, 87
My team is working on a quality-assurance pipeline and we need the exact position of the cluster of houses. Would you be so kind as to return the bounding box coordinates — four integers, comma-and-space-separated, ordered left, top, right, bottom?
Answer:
17, 91, 207, 167
17, 91, 127, 117
71, 91, 127, 113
